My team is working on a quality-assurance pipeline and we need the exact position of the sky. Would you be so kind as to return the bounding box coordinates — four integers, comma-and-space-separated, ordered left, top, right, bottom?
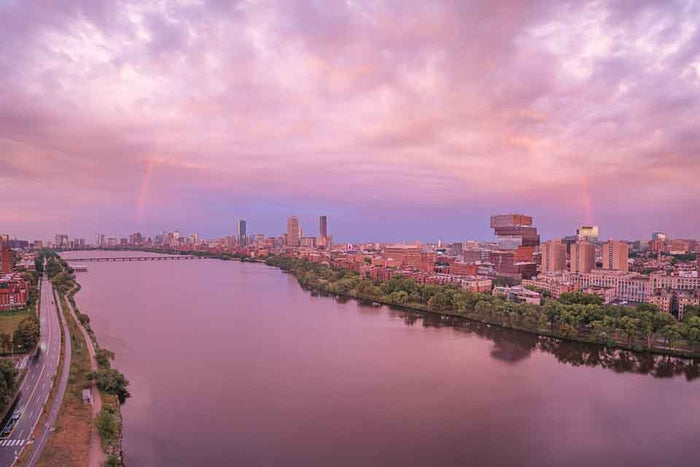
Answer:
1, 0, 699, 243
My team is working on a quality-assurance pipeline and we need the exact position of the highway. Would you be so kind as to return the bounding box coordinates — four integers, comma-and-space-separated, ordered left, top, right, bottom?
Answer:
0, 275, 65, 466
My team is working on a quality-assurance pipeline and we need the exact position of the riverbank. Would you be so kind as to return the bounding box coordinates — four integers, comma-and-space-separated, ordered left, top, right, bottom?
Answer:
264, 256, 700, 359
39, 253, 127, 466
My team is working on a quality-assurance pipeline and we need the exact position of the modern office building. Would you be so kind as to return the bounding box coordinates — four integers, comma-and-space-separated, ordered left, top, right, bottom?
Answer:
318, 216, 328, 248
490, 213, 539, 265
602, 240, 629, 272
287, 216, 301, 247
570, 241, 595, 274
541, 239, 567, 273
490, 214, 540, 248
237, 219, 247, 246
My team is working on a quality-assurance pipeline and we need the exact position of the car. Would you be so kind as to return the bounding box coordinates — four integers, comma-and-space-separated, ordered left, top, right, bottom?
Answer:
0, 406, 23, 438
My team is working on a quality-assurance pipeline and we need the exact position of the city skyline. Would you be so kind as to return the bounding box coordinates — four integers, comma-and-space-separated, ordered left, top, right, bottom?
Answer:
1, 2, 699, 466
2, 1, 700, 241
1, 215, 694, 246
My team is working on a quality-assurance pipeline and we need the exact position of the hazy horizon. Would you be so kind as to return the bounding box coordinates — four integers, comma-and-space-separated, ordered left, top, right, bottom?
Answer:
2, 0, 699, 241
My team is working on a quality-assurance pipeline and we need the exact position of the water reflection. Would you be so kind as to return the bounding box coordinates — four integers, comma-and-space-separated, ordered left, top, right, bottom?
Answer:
347, 297, 700, 381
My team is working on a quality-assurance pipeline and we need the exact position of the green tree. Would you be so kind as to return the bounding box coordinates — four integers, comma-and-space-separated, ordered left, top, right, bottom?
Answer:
388, 291, 409, 305
96, 407, 121, 445
96, 349, 116, 369
13, 316, 39, 352
0, 334, 11, 354
89, 369, 130, 403
0, 359, 17, 407
428, 292, 451, 311
559, 292, 603, 306
683, 305, 700, 323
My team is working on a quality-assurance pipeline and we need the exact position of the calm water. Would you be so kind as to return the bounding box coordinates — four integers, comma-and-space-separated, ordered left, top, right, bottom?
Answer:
62, 251, 700, 467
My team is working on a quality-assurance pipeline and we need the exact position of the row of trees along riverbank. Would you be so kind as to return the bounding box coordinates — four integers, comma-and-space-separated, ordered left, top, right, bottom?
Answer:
41, 251, 129, 467
265, 256, 700, 358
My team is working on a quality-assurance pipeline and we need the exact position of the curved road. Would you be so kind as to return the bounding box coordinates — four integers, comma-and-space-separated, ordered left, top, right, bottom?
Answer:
0, 275, 68, 466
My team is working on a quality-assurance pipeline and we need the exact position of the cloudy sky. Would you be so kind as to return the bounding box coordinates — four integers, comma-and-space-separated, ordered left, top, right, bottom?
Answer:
1, 0, 699, 242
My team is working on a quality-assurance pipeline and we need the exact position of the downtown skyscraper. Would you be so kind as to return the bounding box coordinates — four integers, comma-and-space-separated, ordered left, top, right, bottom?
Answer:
237, 219, 247, 246
319, 216, 328, 248
287, 216, 300, 247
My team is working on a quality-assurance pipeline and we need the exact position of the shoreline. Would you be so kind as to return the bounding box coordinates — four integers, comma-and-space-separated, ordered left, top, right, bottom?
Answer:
299, 278, 700, 360
261, 258, 700, 360
59, 248, 700, 360
41, 253, 127, 466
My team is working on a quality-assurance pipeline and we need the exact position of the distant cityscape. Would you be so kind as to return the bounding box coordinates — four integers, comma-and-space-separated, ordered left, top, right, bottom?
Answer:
1, 214, 699, 319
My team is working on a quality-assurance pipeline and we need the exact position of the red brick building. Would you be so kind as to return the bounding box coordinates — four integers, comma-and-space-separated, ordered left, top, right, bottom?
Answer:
0, 274, 29, 311
0, 245, 11, 274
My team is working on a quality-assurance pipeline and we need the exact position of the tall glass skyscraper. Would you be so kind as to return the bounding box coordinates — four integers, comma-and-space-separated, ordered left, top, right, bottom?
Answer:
237, 219, 247, 246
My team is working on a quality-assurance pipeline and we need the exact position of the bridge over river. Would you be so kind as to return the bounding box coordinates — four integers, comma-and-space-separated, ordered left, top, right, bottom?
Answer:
65, 255, 202, 262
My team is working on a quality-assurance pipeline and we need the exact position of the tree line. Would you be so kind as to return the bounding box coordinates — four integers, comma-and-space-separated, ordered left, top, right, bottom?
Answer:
266, 256, 700, 356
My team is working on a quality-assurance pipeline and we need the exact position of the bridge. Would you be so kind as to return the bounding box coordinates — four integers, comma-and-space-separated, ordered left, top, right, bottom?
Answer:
65, 255, 202, 262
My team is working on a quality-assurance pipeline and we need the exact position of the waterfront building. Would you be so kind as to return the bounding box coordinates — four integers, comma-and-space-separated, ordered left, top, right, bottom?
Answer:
522, 276, 576, 299
570, 241, 595, 274
602, 240, 629, 272
95, 233, 106, 248
130, 232, 145, 246
493, 286, 541, 304
566, 270, 652, 303
286, 217, 301, 247
541, 239, 567, 273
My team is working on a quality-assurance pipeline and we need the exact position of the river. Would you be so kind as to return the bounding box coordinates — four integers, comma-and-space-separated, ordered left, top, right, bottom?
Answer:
61, 251, 699, 466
